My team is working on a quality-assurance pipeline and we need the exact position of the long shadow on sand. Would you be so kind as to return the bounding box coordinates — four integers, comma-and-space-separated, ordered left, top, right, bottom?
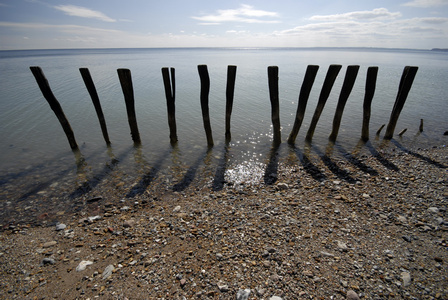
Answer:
334, 142, 379, 176
289, 144, 327, 182
390, 139, 446, 169
173, 147, 212, 192
69, 145, 130, 198
212, 143, 230, 191
312, 141, 358, 184
264, 143, 281, 185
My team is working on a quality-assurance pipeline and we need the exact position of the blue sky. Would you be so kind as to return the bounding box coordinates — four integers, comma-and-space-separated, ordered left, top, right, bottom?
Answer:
0, 0, 447, 50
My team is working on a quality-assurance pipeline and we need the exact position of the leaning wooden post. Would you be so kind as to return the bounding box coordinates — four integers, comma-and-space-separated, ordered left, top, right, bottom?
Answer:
79, 68, 111, 145
117, 68, 141, 145
361, 66, 379, 141
287, 65, 319, 145
161, 67, 178, 145
384, 66, 418, 139
305, 64, 342, 142
268, 66, 281, 145
30, 66, 78, 150
329, 65, 360, 142
198, 65, 214, 147
225, 65, 237, 142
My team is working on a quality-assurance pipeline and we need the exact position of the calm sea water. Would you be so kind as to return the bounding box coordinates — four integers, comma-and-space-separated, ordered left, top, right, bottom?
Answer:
0, 48, 447, 204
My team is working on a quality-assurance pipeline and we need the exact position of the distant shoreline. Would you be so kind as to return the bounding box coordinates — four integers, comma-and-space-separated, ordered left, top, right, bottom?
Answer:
0, 46, 441, 52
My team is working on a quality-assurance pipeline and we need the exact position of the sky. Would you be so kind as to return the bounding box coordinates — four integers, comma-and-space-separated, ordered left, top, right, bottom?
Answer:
0, 0, 447, 50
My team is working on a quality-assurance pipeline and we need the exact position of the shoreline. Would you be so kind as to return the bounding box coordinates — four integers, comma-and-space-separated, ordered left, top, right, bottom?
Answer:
0, 143, 447, 299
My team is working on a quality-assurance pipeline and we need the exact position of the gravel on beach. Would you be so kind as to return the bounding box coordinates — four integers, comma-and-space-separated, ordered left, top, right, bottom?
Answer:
0, 144, 447, 299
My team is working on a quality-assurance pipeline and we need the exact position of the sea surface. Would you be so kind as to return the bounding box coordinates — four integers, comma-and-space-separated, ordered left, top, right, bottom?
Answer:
0, 48, 447, 212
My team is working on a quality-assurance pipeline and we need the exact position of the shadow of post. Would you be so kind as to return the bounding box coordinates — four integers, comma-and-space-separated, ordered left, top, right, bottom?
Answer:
126, 144, 173, 198
334, 142, 379, 176
313, 141, 358, 183
69, 145, 129, 199
173, 147, 213, 192
212, 143, 230, 191
391, 139, 446, 169
264, 142, 281, 185
289, 142, 327, 182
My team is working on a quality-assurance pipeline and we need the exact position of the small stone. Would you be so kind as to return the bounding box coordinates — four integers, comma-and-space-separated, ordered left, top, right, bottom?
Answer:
320, 251, 335, 257
217, 281, 229, 292
269, 296, 283, 300
86, 196, 102, 203
123, 219, 135, 228
76, 260, 93, 272
236, 289, 251, 300
173, 205, 181, 213
402, 235, 412, 243
180, 278, 186, 287
434, 257, 443, 263
337, 241, 348, 251
55, 224, 66, 231
397, 215, 407, 223
277, 183, 289, 190
88, 215, 101, 223
42, 241, 57, 248
401, 271, 412, 287
267, 247, 277, 253
346, 290, 360, 300
428, 207, 439, 213
41, 258, 55, 265
302, 270, 314, 277
102, 264, 114, 280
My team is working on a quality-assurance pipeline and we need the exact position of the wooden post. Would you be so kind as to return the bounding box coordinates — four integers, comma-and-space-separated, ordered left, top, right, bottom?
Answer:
197, 65, 214, 147
287, 65, 319, 145
384, 66, 418, 139
305, 64, 342, 142
419, 119, 424, 132
225, 65, 237, 142
268, 66, 281, 145
29, 66, 78, 150
117, 68, 141, 145
161, 67, 178, 145
79, 68, 111, 145
398, 128, 407, 136
329, 65, 360, 142
361, 67, 379, 141
376, 124, 386, 136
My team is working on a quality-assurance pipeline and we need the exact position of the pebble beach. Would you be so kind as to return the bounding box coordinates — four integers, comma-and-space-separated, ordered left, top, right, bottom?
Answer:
0, 142, 447, 299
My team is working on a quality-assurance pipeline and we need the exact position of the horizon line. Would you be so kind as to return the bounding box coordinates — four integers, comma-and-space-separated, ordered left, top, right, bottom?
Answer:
0, 46, 441, 52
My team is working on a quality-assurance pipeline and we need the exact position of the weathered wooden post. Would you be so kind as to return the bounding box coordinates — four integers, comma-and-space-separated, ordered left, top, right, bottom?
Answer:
361, 67, 379, 141
161, 67, 178, 145
117, 68, 141, 145
268, 66, 281, 145
376, 124, 386, 136
197, 65, 214, 147
419, 119, 424, 132
225, 65, 237, 142
329, 65, 360, 142
79, 68, 111, 145
305, 64, 342, 142
384, 66, 418, 139
287, 65, 319, 145
30, 66, 78, 150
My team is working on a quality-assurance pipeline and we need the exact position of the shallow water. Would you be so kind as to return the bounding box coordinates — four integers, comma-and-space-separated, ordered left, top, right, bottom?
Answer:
0, 48, 447, 209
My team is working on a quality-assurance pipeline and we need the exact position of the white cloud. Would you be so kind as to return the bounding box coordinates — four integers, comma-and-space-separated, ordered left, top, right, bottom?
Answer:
53, 5, 116, 22
310, 8, 401, 22
402, 0, 448, 7
192, 4, 280, 24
